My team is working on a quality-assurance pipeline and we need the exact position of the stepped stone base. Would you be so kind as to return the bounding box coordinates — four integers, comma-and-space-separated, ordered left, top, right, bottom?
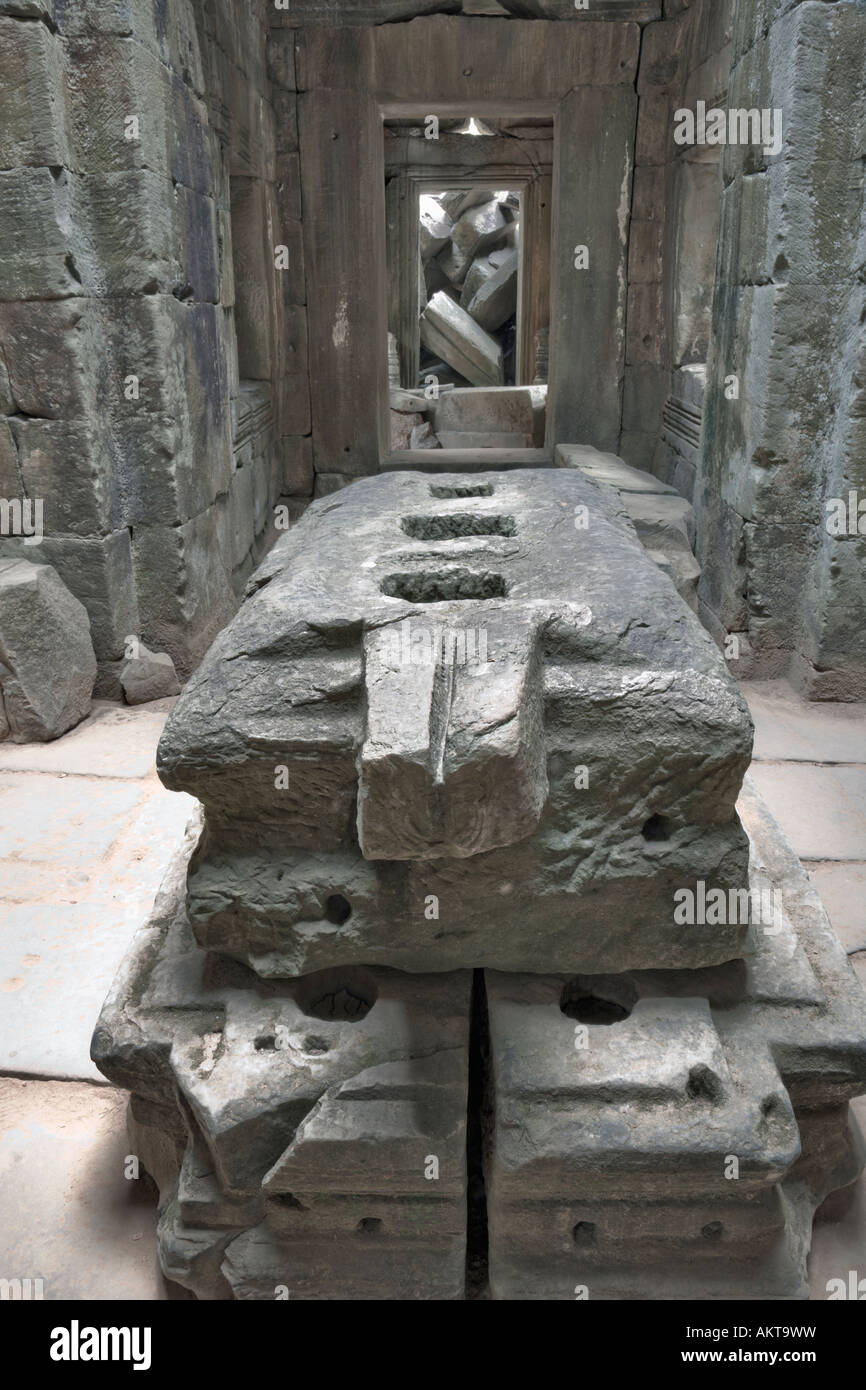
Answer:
92, 781, 866, 1300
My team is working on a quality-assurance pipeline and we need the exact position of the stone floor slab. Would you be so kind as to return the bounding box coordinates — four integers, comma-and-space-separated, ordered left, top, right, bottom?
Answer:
0, 700, 177, 780
0, 703, 195, 1082
742, 681, 866, 764
747, 763, 866, 862
807, 863, 866, 955
0, 1077, 181, 1300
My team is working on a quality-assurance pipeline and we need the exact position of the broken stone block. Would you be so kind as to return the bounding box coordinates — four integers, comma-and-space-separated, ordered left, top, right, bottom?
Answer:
157, 469, 754, 977
389, 387, 429, 414
409, 421, 440, 450
420, 292, 504, 388
438, 199, 509, 287
419, 194, 453, 262
622, 492, 701, 612
390, 410, 423, 452
459, 254, 498, 309
484, 776, 866, 1299
0, 559, 96, 742
424, 256, 459, 305
432, 386, 535, 441
438, 188, 492, 221
558, 444, 702, 611
91, 818, 472, 1300
120, 639, 182, 705
464, 248, 518, 332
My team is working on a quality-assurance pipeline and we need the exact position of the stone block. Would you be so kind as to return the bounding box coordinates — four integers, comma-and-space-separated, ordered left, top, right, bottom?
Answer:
419, 196, 453, 263
485, 778, 866, 1298
278, 436, 314, 497
0, 169, 84, 300
0, 16, 70, 168
9, 417, 109, 538
420, 293, 504, 388
157, 469, 753, 977
120, 640, 181, 704
0, 528, 137, 664
0, 300, 93, 421
628, 217, 665, 285
432, 386, 536, 439
107, 300, 232, 528
63, 35, 173, 178
464, 249, 518, 332
91, 819, 472, 1300
635, 89, 671, 166
0, 559, 96, 742
390, 411, 424, 453
277, 218, 306, 306
272, 88, 298, 153
626, 283, 665, 364
438, 199, 508, 287
131, 509, 238, 680
267, 31, 296, 91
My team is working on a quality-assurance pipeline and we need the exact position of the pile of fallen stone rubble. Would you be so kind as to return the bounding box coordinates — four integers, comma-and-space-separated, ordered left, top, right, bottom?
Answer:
418, 188, 520, 394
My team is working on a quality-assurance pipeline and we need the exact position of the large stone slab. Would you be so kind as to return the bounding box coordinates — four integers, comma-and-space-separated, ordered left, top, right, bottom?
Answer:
432, 386, 539, 442
464, 248, 518, 331
438, 199, 508, 287
91, 818, 472, 1301
485, 776, 866, 1299
420, 292, 504, 388
419, 195, 453, 262
0, 560, 96, 742
157, 469, 754, 976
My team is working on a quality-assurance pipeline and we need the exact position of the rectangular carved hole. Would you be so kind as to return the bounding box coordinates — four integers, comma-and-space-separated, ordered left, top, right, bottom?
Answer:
429, 483, 494, 499
380, 570, 508, 603
401, 513, 516, 540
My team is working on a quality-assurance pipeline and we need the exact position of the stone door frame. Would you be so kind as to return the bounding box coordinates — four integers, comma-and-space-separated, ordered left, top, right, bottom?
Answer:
298, 17, 638, 476
391, 166, 545, 394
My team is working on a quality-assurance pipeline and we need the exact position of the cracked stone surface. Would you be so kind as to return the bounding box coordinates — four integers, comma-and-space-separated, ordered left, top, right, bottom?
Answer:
92, 812, 472, 1300
157, 469, 753, 976
484, 776, 866, 1298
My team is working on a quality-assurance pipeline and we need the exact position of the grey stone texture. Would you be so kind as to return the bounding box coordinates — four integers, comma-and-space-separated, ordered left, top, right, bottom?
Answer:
0, 559, 96, 742
485, 777, 866, 1298
558, 445, 701, 610
120, 641, 181, 705
2, 0, 861, 701
156, 469, 753, 977
420, 292, 504, 388
697, 0, 866, 698
92, 811, 472, 1301
0, 0, 307, 682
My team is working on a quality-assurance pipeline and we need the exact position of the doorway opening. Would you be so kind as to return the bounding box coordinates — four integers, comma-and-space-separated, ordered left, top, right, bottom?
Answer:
384, 115, 552, 459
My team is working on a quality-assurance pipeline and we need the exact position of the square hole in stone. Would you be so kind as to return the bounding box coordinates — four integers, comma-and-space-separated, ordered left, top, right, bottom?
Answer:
380, 570, 508, 602
401, 513, 516, 540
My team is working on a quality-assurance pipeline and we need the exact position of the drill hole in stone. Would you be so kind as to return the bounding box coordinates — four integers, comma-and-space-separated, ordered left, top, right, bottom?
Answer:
701, 1221, 724, 1240
324, 893, 352, 925
572, 1221, 596, 1247
430, 483, 494, 499
559, 975, 637, 1025
687, 1064, 724, 1103
296, 966, 378, 1024
400, 513, 516, 540
380, 570, 507, 603
271, 1192, 306, 1210
357, 1217, 383, 1235
642, 814, 672, 842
